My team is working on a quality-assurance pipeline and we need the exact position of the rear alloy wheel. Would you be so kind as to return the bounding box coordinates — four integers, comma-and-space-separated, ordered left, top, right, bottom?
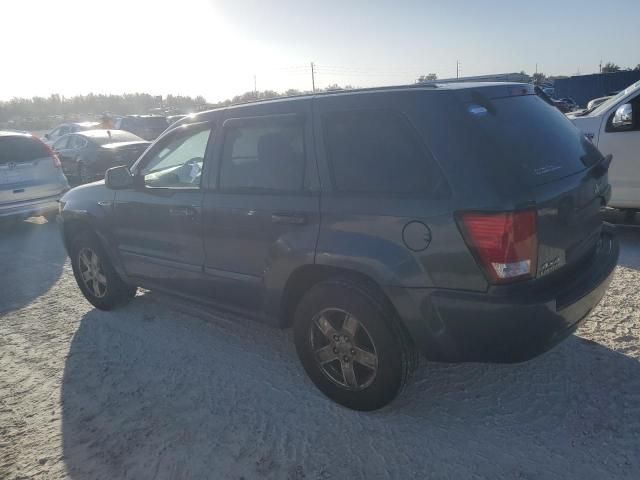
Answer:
294, 279, 417, 411
70, 230, 136, 310
310, 308, 378, 391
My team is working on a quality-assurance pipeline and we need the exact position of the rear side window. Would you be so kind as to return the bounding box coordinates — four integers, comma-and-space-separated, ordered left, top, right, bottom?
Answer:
323, 110, 444, 195
0, 137, 50, 164
220, 118, 305, 192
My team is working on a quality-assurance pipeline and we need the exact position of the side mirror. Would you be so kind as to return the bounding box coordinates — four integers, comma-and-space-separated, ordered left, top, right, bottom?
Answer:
44, 133, 50, 139
612, 103, 633, 130
105, 165, 134, 190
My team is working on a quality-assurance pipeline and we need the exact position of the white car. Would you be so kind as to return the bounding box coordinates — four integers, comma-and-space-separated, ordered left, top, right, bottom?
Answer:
568, 80, 640, 215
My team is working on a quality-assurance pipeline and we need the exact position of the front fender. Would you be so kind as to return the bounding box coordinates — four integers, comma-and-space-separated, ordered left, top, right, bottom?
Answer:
59, 183, 128, 280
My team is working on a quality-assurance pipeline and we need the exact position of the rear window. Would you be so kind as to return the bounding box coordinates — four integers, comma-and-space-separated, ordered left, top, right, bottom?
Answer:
468, 94, 601, 185
324, 110, 446, 195
0, 137, 50, 164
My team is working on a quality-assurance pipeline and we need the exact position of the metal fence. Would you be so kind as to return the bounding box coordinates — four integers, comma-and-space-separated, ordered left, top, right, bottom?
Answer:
553, 71, 640, 107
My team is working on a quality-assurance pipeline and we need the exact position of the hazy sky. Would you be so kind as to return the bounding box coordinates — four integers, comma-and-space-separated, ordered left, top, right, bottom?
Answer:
2, 0, 638, 102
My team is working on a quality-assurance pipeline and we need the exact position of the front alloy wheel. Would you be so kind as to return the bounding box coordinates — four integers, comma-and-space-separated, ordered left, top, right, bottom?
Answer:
78, 247, 108, 298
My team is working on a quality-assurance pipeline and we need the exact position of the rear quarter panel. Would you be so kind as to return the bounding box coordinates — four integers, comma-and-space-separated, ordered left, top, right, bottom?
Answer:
312, 90, 489, 291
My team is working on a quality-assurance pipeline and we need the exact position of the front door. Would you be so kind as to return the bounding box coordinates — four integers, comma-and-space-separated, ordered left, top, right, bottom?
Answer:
112, 122, 215, 294
202, 103, 320, 317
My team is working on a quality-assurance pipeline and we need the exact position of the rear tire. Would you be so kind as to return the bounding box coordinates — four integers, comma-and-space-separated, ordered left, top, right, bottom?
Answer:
69, 230, 136, 310
293, 279, 417, 411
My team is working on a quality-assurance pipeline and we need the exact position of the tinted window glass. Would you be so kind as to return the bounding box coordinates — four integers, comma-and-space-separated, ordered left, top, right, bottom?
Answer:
141, 128, 212, 188
469, 95, 601, 185
220, 119, 305, 191
70, 135, 87, 149
53, 136, 70, 151
0, 137, 50, 164
324, 110, 442, 195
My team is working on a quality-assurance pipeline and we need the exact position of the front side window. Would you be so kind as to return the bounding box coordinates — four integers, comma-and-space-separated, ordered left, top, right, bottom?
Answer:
219, 118, 305, 191
324, 110, 443, 195
53, 135, 70, 151
141, 127, 212, 188
69, 135, 87, 149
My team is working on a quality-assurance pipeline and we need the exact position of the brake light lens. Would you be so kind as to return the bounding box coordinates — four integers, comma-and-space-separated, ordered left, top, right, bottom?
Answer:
36, 138, 61, 168
458, 210, 538, 284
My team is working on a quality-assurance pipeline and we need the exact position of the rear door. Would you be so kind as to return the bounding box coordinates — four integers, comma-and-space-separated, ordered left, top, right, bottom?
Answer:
0, 136, 64, 204
202, 101, 320, 314
112, 122, 214, 294
52, 135, 74, 176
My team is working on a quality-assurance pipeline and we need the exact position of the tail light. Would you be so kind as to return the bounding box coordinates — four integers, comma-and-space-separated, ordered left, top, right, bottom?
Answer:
36, 138, 61, 168
458, 210, 538, 284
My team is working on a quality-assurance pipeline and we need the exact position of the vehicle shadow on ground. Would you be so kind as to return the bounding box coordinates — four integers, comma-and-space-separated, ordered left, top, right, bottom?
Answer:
61, 293, 640, 479
0, 217, 66, 314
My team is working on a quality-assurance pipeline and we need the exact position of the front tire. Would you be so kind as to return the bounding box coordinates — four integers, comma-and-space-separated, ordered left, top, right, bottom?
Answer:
293, 279, 417, 411
70, 230, 136, 310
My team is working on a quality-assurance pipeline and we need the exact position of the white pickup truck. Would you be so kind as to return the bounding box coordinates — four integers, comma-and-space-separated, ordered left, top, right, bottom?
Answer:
568, 80, 640, 217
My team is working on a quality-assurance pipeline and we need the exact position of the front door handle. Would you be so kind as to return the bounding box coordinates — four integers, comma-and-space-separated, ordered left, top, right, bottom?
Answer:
169, 206, 197, 217
271, 212, 307, 225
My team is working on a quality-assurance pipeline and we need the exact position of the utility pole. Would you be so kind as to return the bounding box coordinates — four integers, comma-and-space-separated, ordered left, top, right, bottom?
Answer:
310, 62, 316, 92
456, 60, 460, 79
535, 62, 538, 75
599, 60, 602, 73
253, 75, 257, 96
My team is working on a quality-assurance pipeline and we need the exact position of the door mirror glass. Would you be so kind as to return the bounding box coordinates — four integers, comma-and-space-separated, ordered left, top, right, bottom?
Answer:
105, 165, 134, 190
612, 103, 633, 130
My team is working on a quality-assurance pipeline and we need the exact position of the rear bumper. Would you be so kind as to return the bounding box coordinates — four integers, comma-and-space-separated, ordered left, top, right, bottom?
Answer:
0, 193, 63, 218
388, 225, 619, 363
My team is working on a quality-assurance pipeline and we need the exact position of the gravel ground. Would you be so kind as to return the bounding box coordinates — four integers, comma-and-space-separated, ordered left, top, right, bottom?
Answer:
1, 216, 639, 479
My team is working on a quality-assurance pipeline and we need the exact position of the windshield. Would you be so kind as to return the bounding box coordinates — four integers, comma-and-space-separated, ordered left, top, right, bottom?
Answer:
590, 80, 640, 116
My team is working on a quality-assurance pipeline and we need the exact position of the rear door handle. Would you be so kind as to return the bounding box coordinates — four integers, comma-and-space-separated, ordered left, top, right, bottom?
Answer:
271, 212, 307, 225
169, 206, 197, 217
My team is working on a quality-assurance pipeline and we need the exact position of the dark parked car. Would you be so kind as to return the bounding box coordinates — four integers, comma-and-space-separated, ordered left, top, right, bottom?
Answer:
53, 130, 150, 184
113, 115, 168, 140
1, 131, 68, 220
58, 83, 618, 410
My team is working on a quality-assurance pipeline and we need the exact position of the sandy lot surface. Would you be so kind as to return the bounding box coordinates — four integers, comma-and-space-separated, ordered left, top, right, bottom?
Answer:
1, 217, 639, 479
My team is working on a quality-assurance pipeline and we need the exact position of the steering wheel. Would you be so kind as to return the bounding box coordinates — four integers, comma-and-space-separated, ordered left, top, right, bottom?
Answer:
182, 157, 203, 184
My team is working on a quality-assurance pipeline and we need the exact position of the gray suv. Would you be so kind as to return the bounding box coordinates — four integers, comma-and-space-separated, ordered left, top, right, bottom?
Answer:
58, 83, 619, 410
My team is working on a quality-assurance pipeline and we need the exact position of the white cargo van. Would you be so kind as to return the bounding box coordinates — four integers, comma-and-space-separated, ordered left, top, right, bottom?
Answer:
569, 80, 640, 216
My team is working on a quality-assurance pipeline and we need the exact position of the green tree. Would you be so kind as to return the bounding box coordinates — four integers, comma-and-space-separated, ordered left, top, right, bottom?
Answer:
532, 72, 547, 84
601, 62, 621, 73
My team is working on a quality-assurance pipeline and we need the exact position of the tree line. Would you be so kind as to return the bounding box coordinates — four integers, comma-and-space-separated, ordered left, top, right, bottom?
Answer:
0, 86, 354, 130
